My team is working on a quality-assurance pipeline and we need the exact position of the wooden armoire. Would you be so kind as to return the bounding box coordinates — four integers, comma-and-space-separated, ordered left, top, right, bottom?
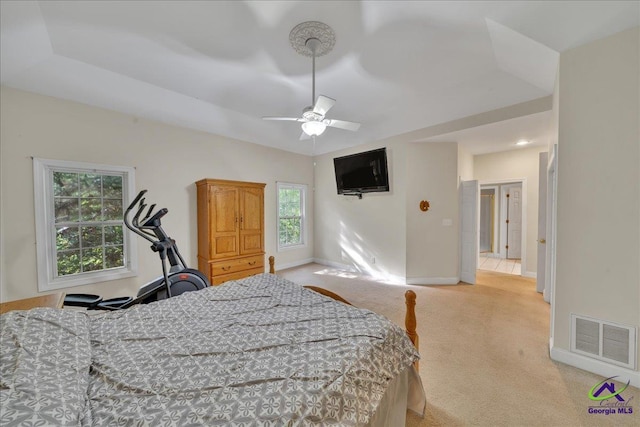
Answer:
196, 179, 265, 285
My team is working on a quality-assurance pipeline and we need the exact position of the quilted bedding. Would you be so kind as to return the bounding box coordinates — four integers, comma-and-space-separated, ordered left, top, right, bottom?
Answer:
0, 274, 420, 426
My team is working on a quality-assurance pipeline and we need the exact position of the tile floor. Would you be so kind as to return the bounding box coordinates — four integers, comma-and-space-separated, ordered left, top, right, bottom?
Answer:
478, 254, 521, 275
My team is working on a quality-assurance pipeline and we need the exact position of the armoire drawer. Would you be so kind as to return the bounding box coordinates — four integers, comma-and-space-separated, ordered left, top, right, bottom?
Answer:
210, 255, 264, 277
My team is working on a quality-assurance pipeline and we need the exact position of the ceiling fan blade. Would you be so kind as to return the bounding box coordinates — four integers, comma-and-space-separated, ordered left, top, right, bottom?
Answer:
262, 116, 303, 121
325, 119, 361, 131
313, 95, 336, 116
299, 131, 311, 141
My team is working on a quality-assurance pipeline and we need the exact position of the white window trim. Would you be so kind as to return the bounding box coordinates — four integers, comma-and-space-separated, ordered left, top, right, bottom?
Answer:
33, 158, 138, 291
276, 182, 307, 252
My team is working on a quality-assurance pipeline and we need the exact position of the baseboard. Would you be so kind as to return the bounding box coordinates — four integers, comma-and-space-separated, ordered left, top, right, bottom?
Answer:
406, 277, 460, 285
312, 258, 356, 272
312, 258, 406, 285
550, 339, 640, 388
275, 258, 315, 271
480, 252, 501, 258
522, 271, 537, 279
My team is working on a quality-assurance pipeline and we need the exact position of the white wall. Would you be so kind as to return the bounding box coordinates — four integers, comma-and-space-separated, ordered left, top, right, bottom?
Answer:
0, 87, 314, 302
313, 140, 407, 282
474, 145, 547, 276
313, 138, 462, 284
457, 145, 474, 182
406, 142, 460, 283
555, 27, 639, 372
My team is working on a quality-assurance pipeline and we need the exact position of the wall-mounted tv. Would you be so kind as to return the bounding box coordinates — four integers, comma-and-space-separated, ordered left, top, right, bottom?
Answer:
334, 147, 389, 196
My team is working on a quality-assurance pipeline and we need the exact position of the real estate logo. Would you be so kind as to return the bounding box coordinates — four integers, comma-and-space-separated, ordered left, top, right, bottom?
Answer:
587, 376, 634, 415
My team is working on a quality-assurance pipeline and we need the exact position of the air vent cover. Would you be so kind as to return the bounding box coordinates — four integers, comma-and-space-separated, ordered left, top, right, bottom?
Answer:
571, 314, 636, 369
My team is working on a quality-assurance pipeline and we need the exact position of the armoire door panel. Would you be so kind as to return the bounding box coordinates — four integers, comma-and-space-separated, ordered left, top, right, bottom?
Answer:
240, 188, 263, 233
213, 236, 237, 258
212, 187, 238, 234
241, 234, 262, 254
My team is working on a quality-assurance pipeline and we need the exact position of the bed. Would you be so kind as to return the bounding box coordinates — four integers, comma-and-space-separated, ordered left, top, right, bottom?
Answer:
0, 265, 425, 426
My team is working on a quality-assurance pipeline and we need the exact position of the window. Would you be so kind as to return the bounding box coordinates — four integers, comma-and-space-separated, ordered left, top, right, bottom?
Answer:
33, 158, 137, 291
277, 182, 306, 251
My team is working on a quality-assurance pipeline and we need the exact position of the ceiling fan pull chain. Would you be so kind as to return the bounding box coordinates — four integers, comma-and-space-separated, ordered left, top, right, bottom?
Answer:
312, 49, 316, 105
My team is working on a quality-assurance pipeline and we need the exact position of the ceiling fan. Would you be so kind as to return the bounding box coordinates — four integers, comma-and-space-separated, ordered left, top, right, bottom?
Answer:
263, 21, 361, 140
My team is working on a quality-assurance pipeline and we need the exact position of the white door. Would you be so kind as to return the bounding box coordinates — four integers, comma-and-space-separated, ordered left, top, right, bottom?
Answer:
536, 152, 548, 293
460, 180, 479, 284
544, 145, 558, 305
505, 184, 522, 259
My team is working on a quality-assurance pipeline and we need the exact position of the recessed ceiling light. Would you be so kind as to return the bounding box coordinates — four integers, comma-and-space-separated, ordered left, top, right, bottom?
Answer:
516, 139, 530, 146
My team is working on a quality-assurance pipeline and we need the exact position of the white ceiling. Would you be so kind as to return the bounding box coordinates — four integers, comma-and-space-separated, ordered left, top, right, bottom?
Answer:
423, 110, 553, 155
1, 1, 638, 156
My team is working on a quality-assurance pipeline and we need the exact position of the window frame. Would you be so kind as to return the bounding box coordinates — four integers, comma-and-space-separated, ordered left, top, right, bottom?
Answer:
276, 182, 307, 252
33, 158, 138, 291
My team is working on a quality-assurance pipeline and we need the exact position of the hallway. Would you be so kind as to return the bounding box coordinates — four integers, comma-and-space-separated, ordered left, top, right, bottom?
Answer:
478, 254, 521, 275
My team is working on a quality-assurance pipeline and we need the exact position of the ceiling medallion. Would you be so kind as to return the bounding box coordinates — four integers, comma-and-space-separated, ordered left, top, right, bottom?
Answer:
289, 21, 336, 57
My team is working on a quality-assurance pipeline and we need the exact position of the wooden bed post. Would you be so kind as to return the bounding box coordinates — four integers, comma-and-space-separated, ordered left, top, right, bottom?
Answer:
268, 256, 275, 274
405, 290, 419, 370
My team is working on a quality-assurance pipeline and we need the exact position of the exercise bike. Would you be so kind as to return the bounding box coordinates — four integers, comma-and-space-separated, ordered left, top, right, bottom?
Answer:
64, 190, 210, 310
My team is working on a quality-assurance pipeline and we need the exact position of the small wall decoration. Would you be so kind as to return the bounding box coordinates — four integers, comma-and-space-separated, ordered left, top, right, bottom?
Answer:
419, 200, 430, 212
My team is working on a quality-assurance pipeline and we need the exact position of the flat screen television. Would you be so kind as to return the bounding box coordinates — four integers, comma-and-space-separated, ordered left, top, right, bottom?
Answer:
334, 147, 389, 196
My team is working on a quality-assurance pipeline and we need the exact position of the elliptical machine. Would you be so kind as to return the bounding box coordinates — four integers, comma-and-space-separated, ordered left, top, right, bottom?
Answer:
64, 190, 210, 310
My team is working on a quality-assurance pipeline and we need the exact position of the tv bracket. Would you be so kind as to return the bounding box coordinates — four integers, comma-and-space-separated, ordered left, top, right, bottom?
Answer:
344, 192, 363, 199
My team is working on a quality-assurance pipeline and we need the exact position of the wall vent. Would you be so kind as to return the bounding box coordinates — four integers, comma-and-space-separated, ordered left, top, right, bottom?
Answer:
571, 314, 636, 369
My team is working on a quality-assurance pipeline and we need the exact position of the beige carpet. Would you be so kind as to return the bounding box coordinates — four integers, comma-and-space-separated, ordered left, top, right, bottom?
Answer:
279, 263, 639, 427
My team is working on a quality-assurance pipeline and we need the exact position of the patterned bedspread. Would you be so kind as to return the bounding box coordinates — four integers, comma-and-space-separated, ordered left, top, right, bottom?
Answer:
1, 274, 420, 426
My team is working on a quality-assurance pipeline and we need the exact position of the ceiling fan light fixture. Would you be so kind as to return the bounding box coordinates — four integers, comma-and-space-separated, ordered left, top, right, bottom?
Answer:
261, 21, 359, 142
301, 121, 327, 136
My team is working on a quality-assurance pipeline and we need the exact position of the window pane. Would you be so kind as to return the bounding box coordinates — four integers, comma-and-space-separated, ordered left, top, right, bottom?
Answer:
289, 218, 301, 244
103, 199, 123, 220
279, 188, 301, 216
277, 184, 305, 250
289, 201, 301, 216
82, 247, 103, 272
102, 175, 122, 198
278, 190, 287, 216
279, 218, 301, 245
53, 172, 78, 197
279, 219, 292, 245
79, 174, 101, 198
81, 226, 103, 248
56, 226, 79, 250
105, 246, 124, 269
57, 250, 80, 276
104, 225, 123, 246
81, 198, 102, 221
54, 198, 79, 222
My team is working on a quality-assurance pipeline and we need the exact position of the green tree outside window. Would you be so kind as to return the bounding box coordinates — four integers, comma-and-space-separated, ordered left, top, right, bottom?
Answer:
53, 171, 125, 276
278, 183, 306, 249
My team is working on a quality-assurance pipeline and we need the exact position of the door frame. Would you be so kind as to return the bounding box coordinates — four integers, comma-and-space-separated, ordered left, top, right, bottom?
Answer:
479, 178, 528, 275
460, 180, 479, 285
545, 145, 558, 304
537, 152, 549, 293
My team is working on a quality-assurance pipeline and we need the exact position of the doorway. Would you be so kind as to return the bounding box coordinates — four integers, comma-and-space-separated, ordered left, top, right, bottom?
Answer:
478, 181, 525, 276
480, 188, 496, 253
